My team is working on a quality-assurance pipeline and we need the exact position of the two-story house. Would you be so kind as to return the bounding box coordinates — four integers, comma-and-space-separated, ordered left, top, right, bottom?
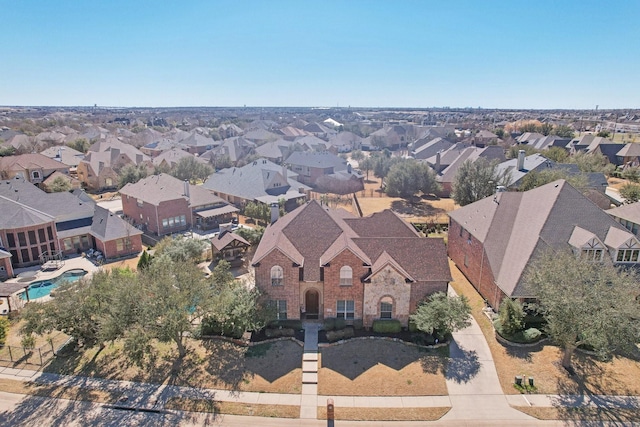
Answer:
252, 201, 451, 327
120, 173, 238, 236
448, 179, 640, 309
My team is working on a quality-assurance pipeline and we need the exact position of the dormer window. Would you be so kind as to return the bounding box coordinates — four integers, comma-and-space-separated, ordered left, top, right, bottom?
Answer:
31, 171, 41, 180
616, 249, 639, 263
581, 249, 604, 262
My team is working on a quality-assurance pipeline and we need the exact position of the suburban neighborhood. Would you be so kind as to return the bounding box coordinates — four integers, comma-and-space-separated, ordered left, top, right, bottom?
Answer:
0, 105, 639, 425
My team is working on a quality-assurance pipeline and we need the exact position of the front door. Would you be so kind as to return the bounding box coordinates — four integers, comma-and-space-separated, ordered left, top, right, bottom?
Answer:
305, 289, 319, 319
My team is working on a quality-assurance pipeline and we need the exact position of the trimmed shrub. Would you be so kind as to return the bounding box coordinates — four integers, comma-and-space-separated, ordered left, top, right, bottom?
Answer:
372, 319, 402, 334
335, 318, 346, 330
324, 317, 336, 331
343, 326, 354, 339
269, 319, 302, 330
522, 328, 542, 341
326, 329, 344, 342
265, 328, 294, 339
201, 318, 244, 339
498, 298, 525, 336
408, 320, 418, 333
351, 319, 364, 330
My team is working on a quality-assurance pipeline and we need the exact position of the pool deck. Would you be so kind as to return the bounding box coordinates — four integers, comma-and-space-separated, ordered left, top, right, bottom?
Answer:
3, 256, 100, 291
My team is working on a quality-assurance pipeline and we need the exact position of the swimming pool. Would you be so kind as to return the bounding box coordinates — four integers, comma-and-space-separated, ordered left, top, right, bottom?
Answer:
20, 269, 88, 300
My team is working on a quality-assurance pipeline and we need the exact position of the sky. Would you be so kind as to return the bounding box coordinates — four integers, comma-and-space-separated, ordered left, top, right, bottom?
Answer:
1, 0, 639, 109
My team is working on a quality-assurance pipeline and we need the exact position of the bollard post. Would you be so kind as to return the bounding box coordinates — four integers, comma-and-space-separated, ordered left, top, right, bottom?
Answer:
327, 398, 334, 420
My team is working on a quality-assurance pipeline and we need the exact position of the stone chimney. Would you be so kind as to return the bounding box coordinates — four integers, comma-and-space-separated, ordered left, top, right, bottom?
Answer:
435, 151, 441, 172
183, 180, 190, 198
270, 202, 280, 224
517, 149, 526, 171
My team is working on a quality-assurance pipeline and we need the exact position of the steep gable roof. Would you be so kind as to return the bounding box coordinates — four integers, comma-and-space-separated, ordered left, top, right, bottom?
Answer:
253, 200, 450, 283
449, 180, 634, 298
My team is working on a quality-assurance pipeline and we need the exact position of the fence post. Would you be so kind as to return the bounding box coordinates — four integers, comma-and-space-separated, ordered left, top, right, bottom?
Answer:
8, 345, 12, 362
39, 348, 43, 366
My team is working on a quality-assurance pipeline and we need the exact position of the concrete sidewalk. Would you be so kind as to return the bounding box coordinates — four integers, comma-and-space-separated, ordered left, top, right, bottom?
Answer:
442, 286, 534, 422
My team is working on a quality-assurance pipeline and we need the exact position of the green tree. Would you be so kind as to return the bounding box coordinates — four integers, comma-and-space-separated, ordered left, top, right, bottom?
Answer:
524, 251, 640, 370
540, 123, 554, 136
597, 130, 611, 138
621, 167, 640, 183
494, 128, 506, 139
137, 250, 152, 270
118, 164, 148, 189
359, 156, 373, 181
410, 292, 472, 339
235, 226, 265, 246
0, 146, 16, 157
519, 169, 588, 192
67, 138, 90, 153
48, 176, 72, 192
451, 158, 510, 206
372, 151, 400, 188
619, 183, 640, 203
244, 201, 270, 223
385, 159, 440, 199
0, 316, 9, 345
567, 152, 609, 173
544, 147, 569, 163
207, 261, 273, 336
171, 156, 214, 184
507, 144, 539, 159
350, 149, 364, 162
552, 125, 575, 139
154, 237, 207, 263
497, 299, 525, 336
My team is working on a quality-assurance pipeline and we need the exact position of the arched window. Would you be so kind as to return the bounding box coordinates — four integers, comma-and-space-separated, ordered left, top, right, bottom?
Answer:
380, 297, 393, 319
271, 265, 283, 286
339, 266, 352, 286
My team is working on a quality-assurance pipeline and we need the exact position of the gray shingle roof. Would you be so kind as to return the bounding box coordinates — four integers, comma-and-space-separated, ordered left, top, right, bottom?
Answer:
91, 205, 142, 241
449, 179, 635, 298
202, 159, 309, 202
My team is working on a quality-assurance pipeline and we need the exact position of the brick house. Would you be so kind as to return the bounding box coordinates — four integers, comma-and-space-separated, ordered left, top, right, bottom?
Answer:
120, 173, 238, 236
448, 179, 640, 309
0, 153, 70, 185
77, 139, 150, 191
252, 201, 451, 327
0, 176, 142, 272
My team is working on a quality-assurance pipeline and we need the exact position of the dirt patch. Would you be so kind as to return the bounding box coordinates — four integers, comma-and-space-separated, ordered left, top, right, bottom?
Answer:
449, 260, 640, 396
318, 406, 450, 421
513, 405, 640, 422
318, 339, 448, 396
45, 339, 303, 394
166, 397, 299, 418
0, 378, 122, 404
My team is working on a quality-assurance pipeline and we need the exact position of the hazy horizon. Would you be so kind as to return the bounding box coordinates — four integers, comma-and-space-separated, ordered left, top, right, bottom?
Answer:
3, 1, 639, 109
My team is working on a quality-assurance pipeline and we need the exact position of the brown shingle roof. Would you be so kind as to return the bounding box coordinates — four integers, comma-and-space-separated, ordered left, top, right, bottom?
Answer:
253, 200, 451, 283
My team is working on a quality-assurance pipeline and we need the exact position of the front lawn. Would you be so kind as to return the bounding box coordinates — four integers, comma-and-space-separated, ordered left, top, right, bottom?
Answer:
318, 339, 448, 396
44, 338, 303, 394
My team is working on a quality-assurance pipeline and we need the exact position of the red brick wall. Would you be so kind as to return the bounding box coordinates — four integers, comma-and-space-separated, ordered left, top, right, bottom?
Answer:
448, 218, 504, 308
321, 250, 368, 320
122, 196, 191, 235
97, 234, 142, 260
255, 249, 301, 320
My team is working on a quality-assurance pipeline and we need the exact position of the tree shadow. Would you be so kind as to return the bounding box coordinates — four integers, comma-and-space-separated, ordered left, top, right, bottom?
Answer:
390, 199, 446, 217
550, 354, 640, 425
321, 339, 446, 381
501, 339, 547, 363
444, 339, 480, 384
